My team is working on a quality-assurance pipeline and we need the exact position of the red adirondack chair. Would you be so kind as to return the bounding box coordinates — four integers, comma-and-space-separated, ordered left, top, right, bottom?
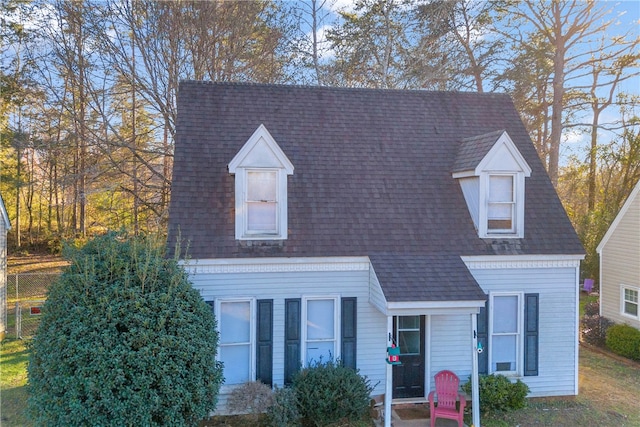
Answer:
428, 370, 466, 427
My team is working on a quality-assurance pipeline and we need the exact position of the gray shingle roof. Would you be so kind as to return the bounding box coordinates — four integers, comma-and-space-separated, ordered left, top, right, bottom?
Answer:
452, 129, 506, 173
167, 82, 584, 302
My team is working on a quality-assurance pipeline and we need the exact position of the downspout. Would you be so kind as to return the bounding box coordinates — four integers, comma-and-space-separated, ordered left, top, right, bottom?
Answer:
384, 316, 393, 427
471, 313, 481, 427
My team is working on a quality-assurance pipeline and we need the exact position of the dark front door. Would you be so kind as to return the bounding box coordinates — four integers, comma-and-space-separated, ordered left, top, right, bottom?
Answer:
392, 315, 425, 398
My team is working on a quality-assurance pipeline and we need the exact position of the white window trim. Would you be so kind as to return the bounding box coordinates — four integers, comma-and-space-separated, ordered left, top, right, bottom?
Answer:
216, 298, 257, 388
479, 172, 525, 238
620, 284, 640, 320
488, 292, 524, 377
301, 296, 340, 366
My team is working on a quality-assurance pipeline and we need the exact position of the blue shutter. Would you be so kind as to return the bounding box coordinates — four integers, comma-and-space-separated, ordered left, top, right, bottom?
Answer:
477, 301, 489, 375
256, 299, 273, 386
284, 298, 301, 385
341, 297, 357, 369
524, 293, 539, 376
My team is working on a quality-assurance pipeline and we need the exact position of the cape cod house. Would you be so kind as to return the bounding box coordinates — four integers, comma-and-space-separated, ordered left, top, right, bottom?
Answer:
167, 82, 584, 426
597, 179, 640, 330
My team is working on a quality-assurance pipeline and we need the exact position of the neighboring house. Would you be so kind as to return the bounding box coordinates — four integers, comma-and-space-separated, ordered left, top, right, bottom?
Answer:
0, 194, 11, 339
597, 180, 640, 330
167, 82, 584, 425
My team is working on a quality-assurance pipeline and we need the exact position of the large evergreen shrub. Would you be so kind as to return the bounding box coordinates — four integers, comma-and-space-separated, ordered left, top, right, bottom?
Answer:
28, 233, 223, 426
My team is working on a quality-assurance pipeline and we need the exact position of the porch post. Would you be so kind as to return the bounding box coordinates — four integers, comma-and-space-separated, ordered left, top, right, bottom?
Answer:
384, 315, 393, 427
471, 313, 481, 427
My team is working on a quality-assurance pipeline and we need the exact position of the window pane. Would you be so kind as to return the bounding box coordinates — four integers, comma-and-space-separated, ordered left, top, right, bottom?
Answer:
399, 316, 420, 329
247, 202, 277, 231
489, 176, 513, 202
488, 203, 512, 220
624, 289, 638, 303
492, 335, 516, 372
624, 301, 638, 316
306, 341, 334, 364
307, 300, 334, 340
247, 171, 276, 201
493, 296, 518, 333
220, 301, 250, 344
220, 345, 250, 384
398, 330, 420, 355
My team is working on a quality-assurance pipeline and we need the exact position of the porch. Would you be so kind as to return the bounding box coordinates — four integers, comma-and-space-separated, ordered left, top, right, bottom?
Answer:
372, 401, 468, 427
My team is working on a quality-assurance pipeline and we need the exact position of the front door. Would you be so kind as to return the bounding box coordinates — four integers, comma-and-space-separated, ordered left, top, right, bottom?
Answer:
392, 315, 425, 398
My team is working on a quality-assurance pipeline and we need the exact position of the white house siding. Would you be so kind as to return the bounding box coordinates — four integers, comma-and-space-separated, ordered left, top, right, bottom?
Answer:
185, 260, 389, 413
429, 313, 473, 392
459, 177, 480, 230
0, 218, 6, 336
466, 261, 580, 397
599, 192, 640, 329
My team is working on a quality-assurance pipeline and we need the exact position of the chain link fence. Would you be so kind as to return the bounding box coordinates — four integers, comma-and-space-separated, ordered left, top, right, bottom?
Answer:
6, 273, 60, 338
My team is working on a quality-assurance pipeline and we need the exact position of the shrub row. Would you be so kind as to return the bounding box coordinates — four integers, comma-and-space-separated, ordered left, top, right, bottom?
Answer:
228, 359, 374, 427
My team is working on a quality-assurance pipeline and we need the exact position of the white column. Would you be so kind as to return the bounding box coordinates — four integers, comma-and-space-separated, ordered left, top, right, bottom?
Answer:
384, 315, 393, 427
471, 312, 481, 427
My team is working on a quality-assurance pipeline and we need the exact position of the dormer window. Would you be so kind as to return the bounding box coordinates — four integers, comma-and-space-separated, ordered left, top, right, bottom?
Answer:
452, 130, 531, 239
488, 174, 516, 233
229, 125, 294, 240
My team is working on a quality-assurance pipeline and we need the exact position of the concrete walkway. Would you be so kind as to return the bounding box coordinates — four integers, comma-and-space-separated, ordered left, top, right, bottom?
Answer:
373, 407, 467, 427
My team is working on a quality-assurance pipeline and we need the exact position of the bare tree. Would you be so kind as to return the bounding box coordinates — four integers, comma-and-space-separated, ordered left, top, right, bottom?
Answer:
501, 0, 622, 187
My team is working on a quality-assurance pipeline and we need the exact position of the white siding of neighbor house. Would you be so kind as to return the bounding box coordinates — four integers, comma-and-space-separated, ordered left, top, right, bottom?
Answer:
598, 188, 640, 329
467, 265, 579, 397
0, 216, 6, 335
186, 263, 389, 414
0, 197, 8, 337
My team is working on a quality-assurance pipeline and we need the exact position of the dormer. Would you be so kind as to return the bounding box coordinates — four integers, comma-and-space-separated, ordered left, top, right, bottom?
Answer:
452, 130, 531, 238
229, 124, 294, 240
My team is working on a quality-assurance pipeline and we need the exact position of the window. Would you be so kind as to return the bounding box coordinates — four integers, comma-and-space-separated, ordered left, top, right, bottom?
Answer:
246, 170, 278, 234
478, 292, 538, 377
397, 316, 421, 355
488, 175, 515, 232
304, 298, 338, 364
228, 124, 294, 241
284, 297, 357, 384
491, 294, 520, 374
217, 300, 254, 385
622, 286, 639, 318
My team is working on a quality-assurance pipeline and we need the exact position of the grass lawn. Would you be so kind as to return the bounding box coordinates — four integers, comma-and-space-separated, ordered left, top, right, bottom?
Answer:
0, 339, 31, 427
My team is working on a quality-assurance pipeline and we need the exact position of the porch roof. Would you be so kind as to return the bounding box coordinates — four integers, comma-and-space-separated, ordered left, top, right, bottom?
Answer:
369, 253, 486, 303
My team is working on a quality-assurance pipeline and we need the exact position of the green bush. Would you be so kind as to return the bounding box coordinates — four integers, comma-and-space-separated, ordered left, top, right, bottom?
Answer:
28, 232, 223, 426
267, 386, 300, 427
606, 323, 640, 360
292, 359, 374, 426
462, 374, 529, 413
